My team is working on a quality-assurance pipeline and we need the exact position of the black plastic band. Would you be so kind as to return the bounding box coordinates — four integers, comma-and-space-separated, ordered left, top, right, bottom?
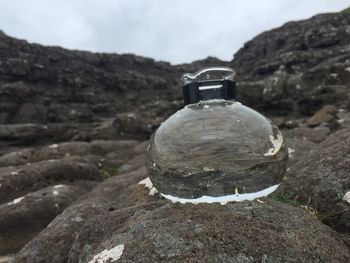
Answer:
182, 79, 236, 105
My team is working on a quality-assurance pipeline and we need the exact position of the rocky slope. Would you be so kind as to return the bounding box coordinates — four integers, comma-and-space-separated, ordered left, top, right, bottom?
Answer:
232, 11, 350, 115
1, 9, 350, 263
0, 30, 229, 150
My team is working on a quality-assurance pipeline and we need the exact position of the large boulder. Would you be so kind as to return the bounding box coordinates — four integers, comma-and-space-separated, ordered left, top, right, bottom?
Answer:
67, 200, 350, 262
280, 127, 350, 233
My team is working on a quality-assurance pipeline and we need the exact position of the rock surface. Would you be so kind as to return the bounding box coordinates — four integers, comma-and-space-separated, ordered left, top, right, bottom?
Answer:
14, 166, 155, 263
0, 184, 91, 254
68, 200, 350, 263
0, 157, 101, 204
1, 8, 350, 263
2, 11, 350, 145
232, 12, 350, 116
281, 127, 350, 233
0, 30, 228, 146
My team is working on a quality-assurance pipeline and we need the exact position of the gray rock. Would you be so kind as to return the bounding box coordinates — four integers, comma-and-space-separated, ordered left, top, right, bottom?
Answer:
280, 128, 350, 233
232, 12, 350, 115
68, 200, 350, 263
0, 184, 92, 254
0, 140, 140, 170
0, 157, 101, 204
112, 111, 164, 140
14, 167, 156, 263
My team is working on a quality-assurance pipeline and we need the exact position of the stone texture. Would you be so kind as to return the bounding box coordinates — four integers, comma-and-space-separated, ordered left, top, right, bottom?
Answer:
0, 157, 101, 204
0, 184, 92, 254
14, 167, 156, 263
69, 199, 350, 263
280, 127, 350, 233
0, 140, 139, 167
232, 12, 350, 116
0, 31, 226, 146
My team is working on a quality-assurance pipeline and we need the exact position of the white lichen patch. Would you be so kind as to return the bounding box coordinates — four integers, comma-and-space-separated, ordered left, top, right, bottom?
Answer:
49, 144, 59, 149
264, 133, 283, 156
127, 113, 136, 119
10, 171, 19, 175
54, 184, 66, 189
138, 177, 158, 196
288, 147, 295, 158
202, 166, 215, 172
52, 190, 59, 196
88, 244, 125, 263
343, 191, 350, 204
7, 196, 25, 206
263, 87, 272, 95
345, 67, 350, 72
71, 216, 83, 222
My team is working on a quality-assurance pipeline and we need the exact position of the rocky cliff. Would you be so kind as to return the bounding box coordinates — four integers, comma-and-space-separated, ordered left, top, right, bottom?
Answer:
232, 11, 350, 115
0, 9, 350, 263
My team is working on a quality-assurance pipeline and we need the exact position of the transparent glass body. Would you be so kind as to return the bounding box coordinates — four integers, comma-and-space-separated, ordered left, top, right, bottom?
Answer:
146, 68, 288, 203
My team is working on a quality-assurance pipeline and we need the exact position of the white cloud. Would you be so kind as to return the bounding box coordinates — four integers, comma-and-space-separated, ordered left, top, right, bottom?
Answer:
0, 0, 349, 64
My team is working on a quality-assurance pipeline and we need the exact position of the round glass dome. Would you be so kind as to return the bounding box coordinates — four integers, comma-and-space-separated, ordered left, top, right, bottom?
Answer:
146, 68, 288, 203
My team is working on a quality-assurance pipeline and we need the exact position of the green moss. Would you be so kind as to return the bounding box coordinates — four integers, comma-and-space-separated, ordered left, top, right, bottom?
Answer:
270, 192, 320, 218
100, 165, 120, 180
269, 192, 302, 207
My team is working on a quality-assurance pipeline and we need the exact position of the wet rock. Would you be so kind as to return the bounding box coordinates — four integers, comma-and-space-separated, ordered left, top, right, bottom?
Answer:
0, 157, 101, 204
0, 184, 92, 254
280, 128, 350, 233
307, 104, 339, 127
14, 167, 155, 263
68, 199, 350, 263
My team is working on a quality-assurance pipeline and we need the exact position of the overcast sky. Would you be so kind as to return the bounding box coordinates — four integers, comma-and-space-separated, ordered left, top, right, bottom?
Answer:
0, 1, 349, 64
